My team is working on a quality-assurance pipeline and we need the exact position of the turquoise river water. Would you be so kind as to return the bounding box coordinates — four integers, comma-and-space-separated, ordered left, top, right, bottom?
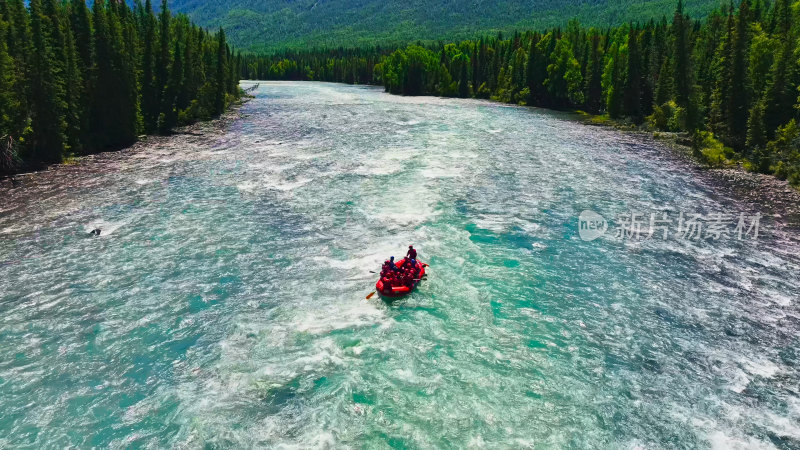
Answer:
1, 81, 799, 448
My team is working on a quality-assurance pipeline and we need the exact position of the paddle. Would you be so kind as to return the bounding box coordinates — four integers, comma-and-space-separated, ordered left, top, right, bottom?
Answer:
366, 291, 376, 300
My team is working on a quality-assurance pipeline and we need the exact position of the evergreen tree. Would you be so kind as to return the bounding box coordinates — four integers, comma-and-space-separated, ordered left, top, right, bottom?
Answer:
141, 0, 157, 132
0, 10, 17, 138
709, 5, 734, 138
748, 24, 777, 97
654, 55, 672, 106
458, 54, 470, 98
525, 36, 538, 102
727, 0, 752, 150
215, 27, 228, 114
511, 47, 526, 98
162, 26, 184, 130
63, 20, 82, 153
529, 32, 551, 104
759, 0, 796, 139
603, 39, 625, 118
545, 38, 583, 106
28, 0, 66, 163
471, 40, 480, 90
156, 0, 171, 128
746, 100, 768, 149
0, 11, 19, 174
639, 23, 655, 116
68, 0, 91, 75
69, 0, 93, 147
584, 30, 603, 113
672, 0, 692, 108
0, 0, 239, 172
1, 0, 29, 145
623, 27, 643, 121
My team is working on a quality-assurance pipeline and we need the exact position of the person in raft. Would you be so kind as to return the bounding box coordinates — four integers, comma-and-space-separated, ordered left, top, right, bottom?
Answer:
407, 267, 416, 286
381, 271, 390, 286
406, 245, 417, 260
382, 256, 398, 274
397, 269, 406, 287
380, 261, 390, 277
382, 271, 397, 290
409, 259, 418, 276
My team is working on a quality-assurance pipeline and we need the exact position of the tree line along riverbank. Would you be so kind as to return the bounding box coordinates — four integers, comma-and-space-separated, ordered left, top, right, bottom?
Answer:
240, 0, 800, 189
0, 0, 242, 175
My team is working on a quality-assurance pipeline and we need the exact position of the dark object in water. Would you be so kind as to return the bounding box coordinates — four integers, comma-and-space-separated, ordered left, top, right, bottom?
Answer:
2, 175, 20, 187
89, 228, 101, 236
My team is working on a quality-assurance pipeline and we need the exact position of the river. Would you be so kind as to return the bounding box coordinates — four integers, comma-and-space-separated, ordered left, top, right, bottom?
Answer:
1, 81, 799, 448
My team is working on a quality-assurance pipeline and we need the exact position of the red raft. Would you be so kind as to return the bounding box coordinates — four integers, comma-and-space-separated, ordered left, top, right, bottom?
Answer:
375, 259, 426, 298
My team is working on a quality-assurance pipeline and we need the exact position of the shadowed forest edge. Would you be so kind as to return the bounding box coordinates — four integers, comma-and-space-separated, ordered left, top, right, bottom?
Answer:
0, 0, 242, 175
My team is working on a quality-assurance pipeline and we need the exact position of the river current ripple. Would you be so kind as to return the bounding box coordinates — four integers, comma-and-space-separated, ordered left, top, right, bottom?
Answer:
1, 81, 799, 448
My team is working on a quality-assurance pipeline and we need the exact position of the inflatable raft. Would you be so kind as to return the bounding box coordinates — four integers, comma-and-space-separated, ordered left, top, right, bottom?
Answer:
375, 259, 425, 298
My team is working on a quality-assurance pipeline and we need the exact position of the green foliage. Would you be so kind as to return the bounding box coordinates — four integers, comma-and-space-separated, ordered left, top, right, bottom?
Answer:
378, 45, 441, 95
28, 0, 66, 164
648, 101, 673, 130
0, 11, 17, 136
692, 130, 736, 166
647, 100, 687, 131
164, 0, 723, 52
583, 30, 604, 113
141, 0, 158, 133
603, 42, 625, 118
747, 24, 776, 97
654, 55, 673, 106
765, 119, 800, 184
623, 27, 644, 122
546, 38, 584, 106
671, 0, 692, 109
0, 0, 241, 174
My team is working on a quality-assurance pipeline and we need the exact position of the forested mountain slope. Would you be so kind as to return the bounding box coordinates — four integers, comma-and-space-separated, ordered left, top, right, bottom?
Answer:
168, 0, 721, 51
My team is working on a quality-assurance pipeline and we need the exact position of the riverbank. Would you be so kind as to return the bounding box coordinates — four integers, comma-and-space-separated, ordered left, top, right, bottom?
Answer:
572, 109, 800, 227
0, 96, 250, 189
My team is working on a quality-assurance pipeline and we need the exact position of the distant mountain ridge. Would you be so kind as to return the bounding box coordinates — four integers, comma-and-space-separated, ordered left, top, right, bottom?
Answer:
168, 0, 721, 51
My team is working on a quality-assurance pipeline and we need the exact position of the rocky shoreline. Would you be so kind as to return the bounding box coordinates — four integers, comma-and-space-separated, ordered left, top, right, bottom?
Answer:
577, 115, 800, 231
658, 132, 800, 230
0, 99, 249, 191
